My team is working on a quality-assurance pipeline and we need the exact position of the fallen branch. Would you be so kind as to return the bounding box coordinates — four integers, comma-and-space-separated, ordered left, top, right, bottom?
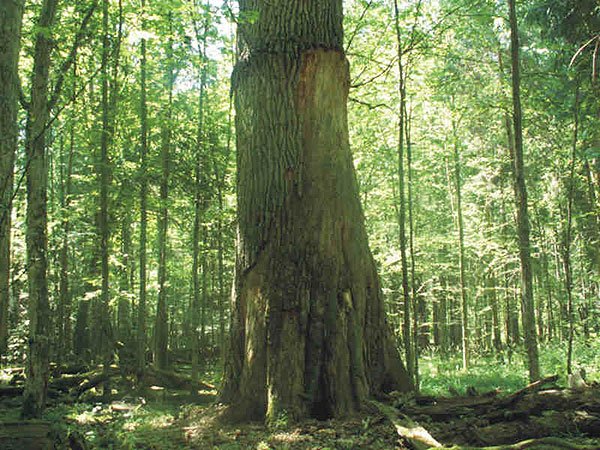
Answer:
500, 375, 559, 407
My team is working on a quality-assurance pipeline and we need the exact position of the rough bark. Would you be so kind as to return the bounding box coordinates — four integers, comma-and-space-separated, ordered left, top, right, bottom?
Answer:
220, 0, 412, 423
0, 0, 24, 358
22, 0, 59, 419
507, 0, 540, 382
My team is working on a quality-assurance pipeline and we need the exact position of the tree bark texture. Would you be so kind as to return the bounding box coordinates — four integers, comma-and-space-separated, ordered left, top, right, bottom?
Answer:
0, 0, 24, 358
220, 0, 412, 423
22, 0, 59, 418
508, 0, 540, 382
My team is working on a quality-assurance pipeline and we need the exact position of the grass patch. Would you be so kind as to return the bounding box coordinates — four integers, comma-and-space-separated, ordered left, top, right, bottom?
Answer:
419, 337, 600, 395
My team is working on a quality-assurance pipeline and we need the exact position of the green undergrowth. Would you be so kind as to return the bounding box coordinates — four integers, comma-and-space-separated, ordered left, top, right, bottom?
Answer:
41, 400, 403, 449
419, 338, 600, 396
1, 340, 597, 449
45, 398, 187, 449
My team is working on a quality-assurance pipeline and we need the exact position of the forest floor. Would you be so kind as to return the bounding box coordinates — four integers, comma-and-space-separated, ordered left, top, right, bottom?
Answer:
1, 383, 405, 449
3, 380, 597, 450
1, 343, 600, 449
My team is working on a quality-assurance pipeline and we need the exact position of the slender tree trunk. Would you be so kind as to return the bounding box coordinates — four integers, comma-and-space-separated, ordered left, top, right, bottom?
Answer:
406, 103, 420, 389
57, 105, 75, 365
451, 120, 469, 370
0, 0, 25, 359
216, 174, 226, 363
544, 249, 555, 341
443, 157, 462, 351
214, 88, 232, 365
154, 13, 175, 371
137, 0, 148, 381
118, 214, 132, 343
534, 264, 545, 341
438, 276, 448, 356
220, 0, 412, 423
564, 87, 579, 375
393, 0, 414, 386
489, 270, 502, 351
98, 0, 115, 400
22, 0, 59, 419
73, 298, 90, 359
114, 0, 130, 349
553, 240, 567, 340
190, 4, 209, 387
507, 0, 540, 382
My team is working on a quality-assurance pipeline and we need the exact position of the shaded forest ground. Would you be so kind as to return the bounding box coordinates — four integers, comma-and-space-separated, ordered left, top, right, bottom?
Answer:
1, 341, 600, 449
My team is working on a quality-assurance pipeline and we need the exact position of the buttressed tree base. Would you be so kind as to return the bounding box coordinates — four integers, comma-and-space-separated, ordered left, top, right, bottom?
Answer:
220, 0, 412, 423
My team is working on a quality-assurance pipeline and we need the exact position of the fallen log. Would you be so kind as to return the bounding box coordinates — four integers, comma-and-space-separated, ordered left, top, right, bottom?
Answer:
469, 410, 600, 446
0, 385, 61, 400
441, 436, 600, 450
480, 387, 600, 424
69, 366, 121, 398
0, 386, 25, 397
0, 420, 52, 450
50, 363, 90, 378
369, 400, 443, 450
406, 382, 599, 427
405, 389, 501, 418
145, 368, 215, 391
397, 382, 600, 449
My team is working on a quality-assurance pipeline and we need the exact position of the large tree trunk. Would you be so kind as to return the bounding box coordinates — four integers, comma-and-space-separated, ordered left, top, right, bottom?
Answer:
220, 0, 412, 423
0, 0, 24, 358
22, 0, 59, 419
